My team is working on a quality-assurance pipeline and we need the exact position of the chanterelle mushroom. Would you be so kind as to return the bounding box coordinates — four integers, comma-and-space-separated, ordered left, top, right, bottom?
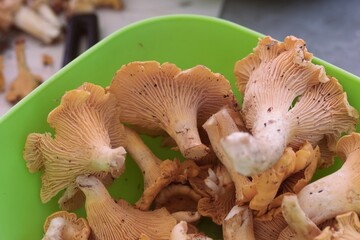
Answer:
223, 205, 255, 240
124, 126, 198, 210
170, 221, 213, 240
23, 83, 126, 204
222, 36, 358, 176
77, 175, 177, 240
7, 38, 42, 103
109, 61, 236, 160
297, 132, 360, 225
42, 211, 90, 240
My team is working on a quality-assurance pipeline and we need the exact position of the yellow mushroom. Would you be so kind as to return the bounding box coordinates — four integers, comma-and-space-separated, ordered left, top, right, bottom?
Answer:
42, 211, 90, 240
109, 61, 236, 161
7, 39, 42, 103
23, 83, 126, 205
77, 175, 177, 240
222, 36, 358, 176
124, 126, 198, 210
297, 133, 360, 225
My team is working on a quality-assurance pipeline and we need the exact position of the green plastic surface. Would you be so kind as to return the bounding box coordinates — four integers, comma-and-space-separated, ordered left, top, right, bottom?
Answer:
1, 15, 360, 239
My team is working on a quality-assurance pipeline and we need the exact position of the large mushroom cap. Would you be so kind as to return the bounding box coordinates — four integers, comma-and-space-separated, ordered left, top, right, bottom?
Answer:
109, 61, 236, 160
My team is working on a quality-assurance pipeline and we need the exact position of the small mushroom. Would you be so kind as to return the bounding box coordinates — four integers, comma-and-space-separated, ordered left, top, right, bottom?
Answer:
124, 126, 198, 210
7, 38, 42, 103
42, 211, 90, 240
296, 133, 360, 225
0, 55, 4, 92
77, 175, 177, 240
278, 195, 321, 240
223, 205, 255, 240
23, 83, 126, 204
155, 184, 202, 214
29, 0, 62, 28
222, 36, 358, 176
109, 61, 236, 160
197, 166, 236, 225
315, 212, 360, 240
170, 221, 213, 240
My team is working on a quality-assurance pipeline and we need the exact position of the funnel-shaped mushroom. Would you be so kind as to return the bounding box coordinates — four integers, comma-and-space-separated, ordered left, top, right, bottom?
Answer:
23, 83, 126, 204
315, 212, 360, 240
109, 61, 235, 160
278, 195, 321, 240
223, 36, 358, 176
223, 205, 255, 240
170, 221, 213, 240
125, 126, 198, 210
297, 132, 360, 225
77, 175, 177, 240
42, 211, 90, 240
7, 39, 42, 103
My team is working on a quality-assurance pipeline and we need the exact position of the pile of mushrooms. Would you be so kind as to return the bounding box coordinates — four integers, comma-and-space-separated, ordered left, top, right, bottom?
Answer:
23, 35, 360, 240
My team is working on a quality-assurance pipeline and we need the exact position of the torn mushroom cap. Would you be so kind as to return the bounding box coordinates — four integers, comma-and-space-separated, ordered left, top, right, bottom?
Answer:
278, 195, 321, 240
243, 142, 320, 216
77, 175, 177, 240
124, 126, 198, 210
197, 166, 236, 225
43, 211, 90, 240
170, 221, 213, 240
296, 132, 360, 225
23, 82, 126, 204
202, 107, 251, 202
223, 205, 255, 240
315, 212, 360, 240
224, 36, 333, 176
155, 184, 202, 213
109, 61, 236, 160
6, 39, 42, 103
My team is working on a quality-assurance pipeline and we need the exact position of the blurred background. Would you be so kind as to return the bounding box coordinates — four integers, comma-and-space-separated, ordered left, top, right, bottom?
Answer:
0, 0, 359, 116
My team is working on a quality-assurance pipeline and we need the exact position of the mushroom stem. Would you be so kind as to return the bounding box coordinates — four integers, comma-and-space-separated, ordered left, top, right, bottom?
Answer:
36, 3, 62, 28
42, 217, 65, 240
13, 6, 60, 44
223, 205, 256, 240
170, 221, 213, 240
297, 133, 360, 225
89, 145, 126, 177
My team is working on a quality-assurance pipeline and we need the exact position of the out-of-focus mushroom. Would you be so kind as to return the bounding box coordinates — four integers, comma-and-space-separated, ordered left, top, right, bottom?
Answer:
6, 39, 42, 103
297, 132, 360, 225
315, 212, 360, 240
223, 205, 255, 240
23, 83, 126, 205
109, 61, 236, 160
29, 0, 62, 28
42, 211, 90, 240
222, 36, 358, 176
155, 184, 202, 214
13, 5, 61, 44
124, 127, 198, 210
0, 55, 4, 92
170, 221, 213, 240
77, 175, 177, 240
0, 0, 21, 32
67, 0, 96, 15
278, 195, 321, 240
197, 166, 236, 225
94, 0, 123, 10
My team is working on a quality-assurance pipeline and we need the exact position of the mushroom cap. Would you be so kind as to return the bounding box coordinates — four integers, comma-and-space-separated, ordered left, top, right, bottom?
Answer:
336, 132, 360, 161
43, 211, 90, 240
109, 61, 235, 160
253, 207, 288, 240
23, 83, 126, 203
77, 175, 177, 240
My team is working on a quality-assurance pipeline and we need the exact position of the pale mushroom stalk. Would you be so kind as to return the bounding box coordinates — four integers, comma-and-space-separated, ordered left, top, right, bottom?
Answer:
30, 0, 62, 28
77, 175, 177, 240
170, 221, 213, 240
125, 127, 188, 211
297, 133, 360, 225
109, 61, 236, 160
279, 195, 321, 240
6, 39, 42, 103
23, 83, 127, 204
222, 36, 357, 176
223, 205, 255, 240
42, 217, 65, 240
